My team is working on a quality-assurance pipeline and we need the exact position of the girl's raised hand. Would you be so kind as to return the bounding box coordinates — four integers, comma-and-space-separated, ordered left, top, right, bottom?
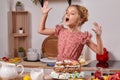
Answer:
41, 1, 52, 14
92, 22, 102, 36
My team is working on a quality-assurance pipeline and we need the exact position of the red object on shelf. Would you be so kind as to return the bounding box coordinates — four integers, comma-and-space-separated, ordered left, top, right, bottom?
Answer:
96, 48, 109, 62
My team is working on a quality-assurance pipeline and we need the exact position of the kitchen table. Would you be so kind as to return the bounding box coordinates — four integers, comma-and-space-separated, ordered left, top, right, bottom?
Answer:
19, 60, 120, 79
0, 68, 91, 80
1, 60, 120, 80
20, 59, 120, 71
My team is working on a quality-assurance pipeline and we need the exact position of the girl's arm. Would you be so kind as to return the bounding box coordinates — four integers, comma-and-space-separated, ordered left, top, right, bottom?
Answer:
38, 1, 55, 35
87, 22, 103, 54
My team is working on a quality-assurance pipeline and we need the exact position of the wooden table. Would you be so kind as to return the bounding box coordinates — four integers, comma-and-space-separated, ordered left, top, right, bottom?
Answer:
20, 60, 117, 71
1, 60, 120, 80
0, 68, 91, 80
17, 60, 103, 80
0, 60, 91, 80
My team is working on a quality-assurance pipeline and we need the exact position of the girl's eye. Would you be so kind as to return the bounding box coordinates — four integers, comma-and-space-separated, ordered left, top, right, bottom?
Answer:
71, 13, 75, 15
65, 12, 68, 14
65, 12, 75, 15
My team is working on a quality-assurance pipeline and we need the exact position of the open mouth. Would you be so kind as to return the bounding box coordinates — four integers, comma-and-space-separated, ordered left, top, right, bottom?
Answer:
66, 18, 69, 22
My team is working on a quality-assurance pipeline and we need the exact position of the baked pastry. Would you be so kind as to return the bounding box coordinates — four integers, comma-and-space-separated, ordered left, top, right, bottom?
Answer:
50, 60, 84, 79
53, 60, 81, 73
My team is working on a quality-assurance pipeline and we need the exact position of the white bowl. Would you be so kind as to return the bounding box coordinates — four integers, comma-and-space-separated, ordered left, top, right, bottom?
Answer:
27, 52, 38, 61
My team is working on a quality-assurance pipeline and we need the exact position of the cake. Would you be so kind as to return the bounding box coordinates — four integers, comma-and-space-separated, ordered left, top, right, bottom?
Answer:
50, 60, 85, 79
53, 60, 81, 73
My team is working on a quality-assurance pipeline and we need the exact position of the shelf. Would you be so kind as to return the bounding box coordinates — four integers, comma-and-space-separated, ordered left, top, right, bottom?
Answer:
8, 11, 31, 58
12, 11, 28, 13
13, 33, 28, 37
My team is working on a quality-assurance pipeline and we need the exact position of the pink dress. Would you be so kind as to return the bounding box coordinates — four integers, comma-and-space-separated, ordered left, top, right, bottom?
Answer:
55, 25, 92, 61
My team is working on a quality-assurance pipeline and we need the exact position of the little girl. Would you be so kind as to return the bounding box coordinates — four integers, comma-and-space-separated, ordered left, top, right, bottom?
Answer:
38, 1, 103, 61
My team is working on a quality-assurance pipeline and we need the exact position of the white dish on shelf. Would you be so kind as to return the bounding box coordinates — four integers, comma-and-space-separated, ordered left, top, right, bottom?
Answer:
40, 58, 57, 63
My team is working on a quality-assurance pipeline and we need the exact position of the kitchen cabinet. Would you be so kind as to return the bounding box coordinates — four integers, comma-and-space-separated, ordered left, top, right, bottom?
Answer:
8, 11, 31, 58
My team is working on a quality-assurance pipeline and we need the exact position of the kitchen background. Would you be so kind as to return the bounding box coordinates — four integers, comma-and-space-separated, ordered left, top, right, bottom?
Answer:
0, 0, 120, 60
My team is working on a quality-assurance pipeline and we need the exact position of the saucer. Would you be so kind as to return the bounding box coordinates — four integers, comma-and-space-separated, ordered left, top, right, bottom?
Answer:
23, 57, 40, 62
40, 58, 56, 63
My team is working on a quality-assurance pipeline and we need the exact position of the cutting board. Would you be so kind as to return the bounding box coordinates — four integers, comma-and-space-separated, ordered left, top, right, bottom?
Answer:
42, 35, 58, 58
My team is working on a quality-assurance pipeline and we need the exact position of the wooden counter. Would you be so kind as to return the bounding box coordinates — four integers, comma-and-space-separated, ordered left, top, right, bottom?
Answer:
1, 60, 120, 80
19, 60, 93, 80
20, 60, 53, 69
20, 60, 120, 71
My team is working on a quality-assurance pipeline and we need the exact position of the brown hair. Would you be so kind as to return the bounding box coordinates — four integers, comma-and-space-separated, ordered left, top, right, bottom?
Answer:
67, 5, 88, 26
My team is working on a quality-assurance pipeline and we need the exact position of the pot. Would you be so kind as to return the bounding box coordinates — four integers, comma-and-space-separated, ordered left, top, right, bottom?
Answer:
0, 61, 24, 79
27, 48, 39, 61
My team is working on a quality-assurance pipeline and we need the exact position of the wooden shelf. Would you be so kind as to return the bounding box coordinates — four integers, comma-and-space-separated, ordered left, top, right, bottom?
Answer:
8, 11, 31, 58
12, 11, 28, 13
13, 33, 28, 37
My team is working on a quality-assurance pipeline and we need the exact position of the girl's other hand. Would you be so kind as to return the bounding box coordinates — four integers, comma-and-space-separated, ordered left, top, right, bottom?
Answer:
92, 22, 102, 36
41, 1, 52, 14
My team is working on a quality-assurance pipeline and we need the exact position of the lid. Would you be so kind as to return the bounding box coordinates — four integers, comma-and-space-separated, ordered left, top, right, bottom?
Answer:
42, 35, 58, 58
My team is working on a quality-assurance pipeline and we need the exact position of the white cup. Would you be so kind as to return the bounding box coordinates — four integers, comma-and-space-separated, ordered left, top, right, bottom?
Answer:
30, 68, 44, 80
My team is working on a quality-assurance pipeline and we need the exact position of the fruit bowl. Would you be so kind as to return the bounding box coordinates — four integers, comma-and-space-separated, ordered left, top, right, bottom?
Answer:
1, 57, 21, 64
1, 57, 9, 62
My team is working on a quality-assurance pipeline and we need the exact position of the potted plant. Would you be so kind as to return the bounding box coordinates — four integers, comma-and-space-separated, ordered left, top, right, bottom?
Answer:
31, 0, 44, 7
15, 1, 23, 11
18, 27, 23, 34
18, 47, 24, 57
31, 0, 39, 5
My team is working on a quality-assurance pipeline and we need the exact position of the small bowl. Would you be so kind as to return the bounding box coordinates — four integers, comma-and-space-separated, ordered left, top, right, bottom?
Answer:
27, 52, 38, 61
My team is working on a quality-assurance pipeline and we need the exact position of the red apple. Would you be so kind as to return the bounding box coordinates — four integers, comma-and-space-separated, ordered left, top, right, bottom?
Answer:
108, 75, 118, 80
94, 70, 102, 78
97, 76, 104, 80
115, 72, 120, 78
2, 57, 9, 62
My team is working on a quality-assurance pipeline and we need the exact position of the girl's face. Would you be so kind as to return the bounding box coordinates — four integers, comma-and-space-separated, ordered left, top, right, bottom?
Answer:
63, 6, 81, 27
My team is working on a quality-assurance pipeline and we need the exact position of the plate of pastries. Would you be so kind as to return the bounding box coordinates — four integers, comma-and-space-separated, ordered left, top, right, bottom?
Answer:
50, 59, 85, 79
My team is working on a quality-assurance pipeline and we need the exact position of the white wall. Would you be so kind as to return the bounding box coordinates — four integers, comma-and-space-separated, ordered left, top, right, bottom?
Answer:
0, 0, 120, 60
0, 0, 9, 57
